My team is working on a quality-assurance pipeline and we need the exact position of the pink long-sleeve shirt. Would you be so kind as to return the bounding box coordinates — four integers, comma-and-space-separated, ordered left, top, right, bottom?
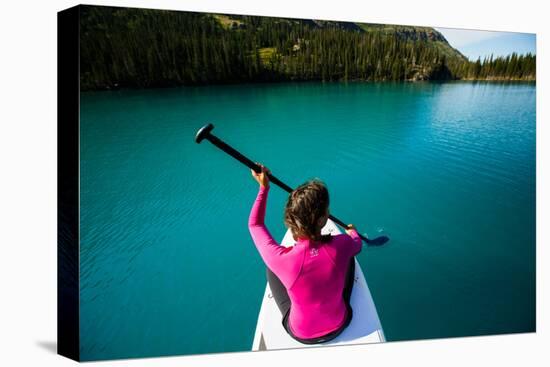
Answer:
248, 185, 362, 339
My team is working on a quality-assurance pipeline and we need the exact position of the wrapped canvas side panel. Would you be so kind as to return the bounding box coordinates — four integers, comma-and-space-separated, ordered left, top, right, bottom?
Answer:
57, 5, 80, 362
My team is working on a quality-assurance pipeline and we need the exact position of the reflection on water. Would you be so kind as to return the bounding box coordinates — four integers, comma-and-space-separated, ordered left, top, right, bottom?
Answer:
80, 81, 535, 360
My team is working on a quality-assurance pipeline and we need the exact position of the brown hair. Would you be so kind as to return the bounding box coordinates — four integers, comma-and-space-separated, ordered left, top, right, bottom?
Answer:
284, 179, 332, 243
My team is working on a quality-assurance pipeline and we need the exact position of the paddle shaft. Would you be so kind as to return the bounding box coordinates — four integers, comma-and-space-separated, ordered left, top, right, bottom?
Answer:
205, 134, 293, 192
200, 130, 373, 244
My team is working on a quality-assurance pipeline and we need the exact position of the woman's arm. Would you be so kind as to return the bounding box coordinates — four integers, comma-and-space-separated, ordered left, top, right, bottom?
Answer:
248, 166, 290, 272
345, 225, 363, 256
248, 185, 271, 227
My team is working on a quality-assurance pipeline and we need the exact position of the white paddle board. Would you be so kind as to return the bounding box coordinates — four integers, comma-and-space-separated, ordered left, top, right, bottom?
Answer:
252, 219, 385, 351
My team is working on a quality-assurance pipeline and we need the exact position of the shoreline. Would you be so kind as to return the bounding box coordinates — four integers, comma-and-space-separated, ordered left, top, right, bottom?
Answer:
80, 77, 536, 92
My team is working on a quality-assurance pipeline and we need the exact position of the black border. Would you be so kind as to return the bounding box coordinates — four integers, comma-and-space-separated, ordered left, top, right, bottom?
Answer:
57, 5, 80, 361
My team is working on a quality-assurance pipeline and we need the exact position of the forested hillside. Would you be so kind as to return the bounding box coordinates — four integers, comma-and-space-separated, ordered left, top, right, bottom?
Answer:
79, 6, 536, 90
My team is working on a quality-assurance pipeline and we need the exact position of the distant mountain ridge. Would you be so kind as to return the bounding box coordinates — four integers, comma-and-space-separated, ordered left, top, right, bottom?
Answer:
356, 23, 468, 59
215, 14, 467, 61
208, 14, 468, 82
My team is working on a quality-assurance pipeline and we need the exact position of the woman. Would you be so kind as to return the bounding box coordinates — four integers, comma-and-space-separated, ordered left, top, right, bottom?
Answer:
248, 164, 362, 344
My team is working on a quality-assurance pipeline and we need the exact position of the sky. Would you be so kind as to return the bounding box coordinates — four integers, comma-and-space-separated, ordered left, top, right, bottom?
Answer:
435, 28, 536, 60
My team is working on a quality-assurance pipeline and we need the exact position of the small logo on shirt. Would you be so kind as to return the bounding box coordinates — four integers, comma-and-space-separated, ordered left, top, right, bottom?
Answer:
309, 248, 319, 257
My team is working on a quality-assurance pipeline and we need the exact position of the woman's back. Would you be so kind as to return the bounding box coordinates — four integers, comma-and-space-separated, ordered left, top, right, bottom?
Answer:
248, 185, 362, 339
286, 235, 360, 338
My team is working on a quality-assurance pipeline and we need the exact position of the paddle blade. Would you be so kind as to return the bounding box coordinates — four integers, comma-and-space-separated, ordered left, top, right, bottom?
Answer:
366, 235, 390, 247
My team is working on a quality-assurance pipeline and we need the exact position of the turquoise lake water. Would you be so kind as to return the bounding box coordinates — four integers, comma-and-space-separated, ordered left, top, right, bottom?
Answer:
79, 81, 536, 360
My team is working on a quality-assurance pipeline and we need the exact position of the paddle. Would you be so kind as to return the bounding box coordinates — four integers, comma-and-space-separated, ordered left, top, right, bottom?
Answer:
195, 123, 389, 247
